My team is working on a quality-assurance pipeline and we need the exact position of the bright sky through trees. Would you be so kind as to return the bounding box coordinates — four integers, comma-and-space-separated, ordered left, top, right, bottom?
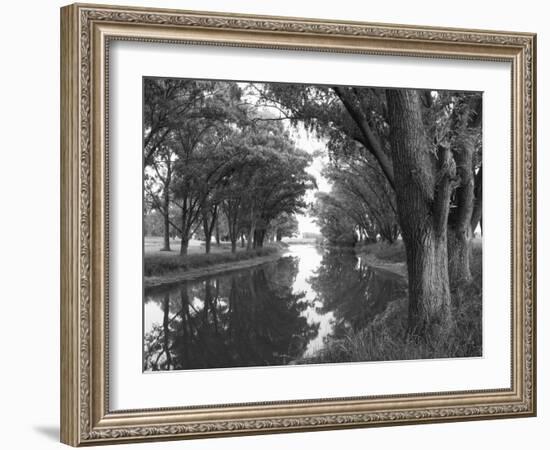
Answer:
243, 83, 330, 236
288, 125, 328, 235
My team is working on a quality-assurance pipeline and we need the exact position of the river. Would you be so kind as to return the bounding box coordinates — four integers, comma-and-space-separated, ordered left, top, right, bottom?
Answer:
143, 244, 406, 371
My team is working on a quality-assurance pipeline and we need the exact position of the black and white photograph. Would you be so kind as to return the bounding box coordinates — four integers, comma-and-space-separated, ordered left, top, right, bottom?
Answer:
0, 0, 543, 447
142, 78, 483, 371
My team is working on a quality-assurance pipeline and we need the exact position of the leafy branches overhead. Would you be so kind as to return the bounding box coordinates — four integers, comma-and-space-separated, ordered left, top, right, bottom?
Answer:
144, 79, 313, 255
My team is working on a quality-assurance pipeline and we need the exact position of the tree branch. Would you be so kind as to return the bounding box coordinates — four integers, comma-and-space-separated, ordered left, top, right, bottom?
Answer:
332, 86, 395, 189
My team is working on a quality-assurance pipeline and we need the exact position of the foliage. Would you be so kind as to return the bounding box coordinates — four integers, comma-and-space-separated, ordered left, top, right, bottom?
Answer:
144, 79, 313, 255
144, 210, 164, 237
310, 192, 358, 246
268, 212, 299, 241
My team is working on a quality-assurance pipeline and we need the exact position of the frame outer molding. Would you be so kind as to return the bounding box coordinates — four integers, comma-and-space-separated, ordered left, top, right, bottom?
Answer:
60, 2, 536, 446
61, 4, 81, 446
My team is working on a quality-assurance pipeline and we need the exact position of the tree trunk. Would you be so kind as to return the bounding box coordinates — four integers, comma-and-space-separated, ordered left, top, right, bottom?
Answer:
247, 225, 255, 251
161, 208, 171, 251
470, 167, 483, 235
160, 155, 172, 252
405, 226, 452, 336
215, 220, 221, 246
225, 209, 238, 253
276, 229, 283, 242
447, 141, 475, 285
202, 215, 212, 254
260, 230, 266, 247
246, 229, 253, 251
161, 165, 171, 251
246, 209, 255, 251
386, 89, 453, 338
448, 226, 472, 286
241, 234, 245, 248
254, 229, 265, 248
231, 238, 237, 253
180, 236, 189, 256
333, 86, 395, 189
201, 206, 217, 255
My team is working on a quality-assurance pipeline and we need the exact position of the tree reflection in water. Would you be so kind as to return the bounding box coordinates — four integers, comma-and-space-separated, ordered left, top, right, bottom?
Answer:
144, 257, 319, 371
309, 248, 407, 341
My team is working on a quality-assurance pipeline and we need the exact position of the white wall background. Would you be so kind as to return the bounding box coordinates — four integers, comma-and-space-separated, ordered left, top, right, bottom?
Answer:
0, 0, 546, 449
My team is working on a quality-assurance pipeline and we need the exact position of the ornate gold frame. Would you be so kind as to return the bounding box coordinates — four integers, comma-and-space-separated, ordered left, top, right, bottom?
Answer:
60, 2, 536, 446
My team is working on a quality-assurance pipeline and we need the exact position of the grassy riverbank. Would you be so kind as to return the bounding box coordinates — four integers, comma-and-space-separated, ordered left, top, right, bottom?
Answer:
144, 237, 287, 289
300, 239, 483, 363
144, 246, 281, 277
145, 245, 283, 277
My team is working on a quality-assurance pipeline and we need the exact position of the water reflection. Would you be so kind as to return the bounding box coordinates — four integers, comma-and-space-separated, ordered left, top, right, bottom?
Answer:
143, 245, 406, 371
143, 256, 319, 371
310, 249, 407, 341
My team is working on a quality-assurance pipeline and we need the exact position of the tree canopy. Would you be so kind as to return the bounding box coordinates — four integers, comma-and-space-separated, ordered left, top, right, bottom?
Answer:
144, 79, 313, 254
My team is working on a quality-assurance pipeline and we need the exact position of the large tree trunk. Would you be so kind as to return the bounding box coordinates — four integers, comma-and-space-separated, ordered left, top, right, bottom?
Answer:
447, 141, 475, 285
405, 225, 452, 336
231, 238, 237, 253
387, 89, 453, 338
